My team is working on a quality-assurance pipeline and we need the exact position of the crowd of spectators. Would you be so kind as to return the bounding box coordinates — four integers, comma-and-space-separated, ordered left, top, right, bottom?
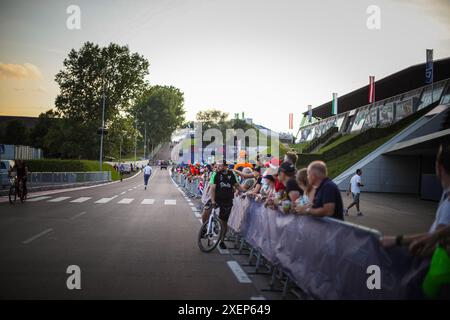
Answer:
172, 143, 450, 263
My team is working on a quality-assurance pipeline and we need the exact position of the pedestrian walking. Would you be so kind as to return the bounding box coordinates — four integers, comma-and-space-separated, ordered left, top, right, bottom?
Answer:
344, 169, 364, 216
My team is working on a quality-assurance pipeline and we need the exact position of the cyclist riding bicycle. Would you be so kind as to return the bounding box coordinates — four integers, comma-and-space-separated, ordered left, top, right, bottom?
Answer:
8, 159, 28, 196
207, 160, 244, 250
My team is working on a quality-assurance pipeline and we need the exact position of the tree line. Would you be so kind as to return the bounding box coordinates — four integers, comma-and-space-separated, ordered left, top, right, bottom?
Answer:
0, 42, 186, 160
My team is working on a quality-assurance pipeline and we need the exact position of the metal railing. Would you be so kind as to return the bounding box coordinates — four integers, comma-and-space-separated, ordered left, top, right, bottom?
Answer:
298, 78, 450, 142
1, 171, 111, 188
171, 172, 202, 199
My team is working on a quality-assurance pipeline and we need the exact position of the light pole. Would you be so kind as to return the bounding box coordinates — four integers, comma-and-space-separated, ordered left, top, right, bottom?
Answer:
99, 91, 106, 172
134, 117, 137, 163
119, 134, 123, 164
144, 122, 147, 160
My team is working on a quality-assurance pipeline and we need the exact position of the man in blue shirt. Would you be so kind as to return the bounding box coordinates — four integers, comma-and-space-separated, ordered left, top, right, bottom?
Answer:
296, 160, 344, 220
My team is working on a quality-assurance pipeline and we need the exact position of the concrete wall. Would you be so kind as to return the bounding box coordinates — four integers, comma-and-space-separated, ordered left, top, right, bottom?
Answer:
337, 155, 420, 194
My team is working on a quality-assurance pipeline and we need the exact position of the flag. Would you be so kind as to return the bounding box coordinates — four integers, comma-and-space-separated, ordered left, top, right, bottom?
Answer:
369, 76, 375, 103
332, 93, 338, 115
426, 49, 434, 84
288, 113, 294, 129
308, 105, 312, 122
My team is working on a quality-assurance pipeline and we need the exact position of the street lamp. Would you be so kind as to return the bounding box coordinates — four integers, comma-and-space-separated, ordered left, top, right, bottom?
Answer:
99, 91, 106, 172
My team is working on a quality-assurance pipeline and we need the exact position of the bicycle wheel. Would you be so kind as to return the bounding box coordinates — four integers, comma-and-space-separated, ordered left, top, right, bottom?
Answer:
9, 185, 16, 204
197, 218, 223, 253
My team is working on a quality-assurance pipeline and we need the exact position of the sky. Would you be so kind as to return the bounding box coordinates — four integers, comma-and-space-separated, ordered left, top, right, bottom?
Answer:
0, 0, 449, 132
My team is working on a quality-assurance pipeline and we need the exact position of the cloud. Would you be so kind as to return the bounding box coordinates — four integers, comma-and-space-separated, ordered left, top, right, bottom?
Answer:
0, 62, 42, 80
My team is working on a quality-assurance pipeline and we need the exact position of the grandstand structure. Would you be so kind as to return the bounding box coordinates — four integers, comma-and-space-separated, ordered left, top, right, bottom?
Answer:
295, 57, 450, 201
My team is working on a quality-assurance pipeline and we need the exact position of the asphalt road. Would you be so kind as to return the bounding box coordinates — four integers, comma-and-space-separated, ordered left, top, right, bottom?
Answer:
0, 167, 262, 299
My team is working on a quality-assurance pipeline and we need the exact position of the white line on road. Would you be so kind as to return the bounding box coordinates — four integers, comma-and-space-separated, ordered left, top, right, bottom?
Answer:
27, 196, 52, 202
141, 199, 155, 205
128, 188, 133, 191
22, 228, 53, 244
226, 261, 252, 283
120, 191, 126, 195
164, 199, 176, 205
70, 197, 91, 203
48, 197, 71, 202
95, 195, 118, 204
118, 198, 134, 204
70, 211, 87, 220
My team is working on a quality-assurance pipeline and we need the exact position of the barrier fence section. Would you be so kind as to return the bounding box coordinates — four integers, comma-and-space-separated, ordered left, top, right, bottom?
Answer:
172, 172, 202, 198
228, 196, 428, 300
172, 172, 428, 300
28, 171, 111, 186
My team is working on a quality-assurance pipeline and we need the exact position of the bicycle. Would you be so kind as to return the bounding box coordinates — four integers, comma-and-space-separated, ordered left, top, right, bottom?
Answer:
197, 206, 224, 252
9, 176, 27, 204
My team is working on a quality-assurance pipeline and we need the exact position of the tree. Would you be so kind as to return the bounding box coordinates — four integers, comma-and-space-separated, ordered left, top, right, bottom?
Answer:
196, 109, 228, 126
133, 85, 186, 156
3, 120, 29, 145
103, 116, 137, 160
29, 110, 59, 150
54, 42, 150, 159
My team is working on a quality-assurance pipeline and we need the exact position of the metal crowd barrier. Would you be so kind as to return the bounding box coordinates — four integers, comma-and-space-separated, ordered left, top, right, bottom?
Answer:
171, 172, 428, 299
172, 172, 202, 199
28, 171, 111, 186
228, 196, 429, 300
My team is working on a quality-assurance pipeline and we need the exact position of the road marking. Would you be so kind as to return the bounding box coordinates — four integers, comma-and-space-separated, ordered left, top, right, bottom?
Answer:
118, 198, 134, 204
95, 196, 118, 204
226, 261, 252, 283
27, 196, 52, 202
120, 191, 126, 195
48, 196, 71, 202
22, 228, 53, 244
70, 211, 87, 220
141, 199, 155, 205
164, 199, 176, 205
128, 188, 133, 191
70, 197, 91, 203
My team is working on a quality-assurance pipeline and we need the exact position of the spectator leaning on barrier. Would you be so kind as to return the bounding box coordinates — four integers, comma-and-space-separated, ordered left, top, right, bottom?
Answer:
382, 142, 450, 255
296, 168, 314, 206
296, 160, 344, 220
278, 162, 302, 205
344, 169, 364, 216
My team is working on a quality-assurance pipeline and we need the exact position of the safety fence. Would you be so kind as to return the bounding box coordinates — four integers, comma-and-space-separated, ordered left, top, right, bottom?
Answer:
171, 172, 202, 199
1, 171, 111, 188
172, 172, 429, 299
0, 144, 43, 160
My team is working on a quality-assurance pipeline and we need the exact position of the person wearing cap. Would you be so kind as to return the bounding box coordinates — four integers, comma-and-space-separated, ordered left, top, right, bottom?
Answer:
278, 162, 302, 205
296, 160, 344, 220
